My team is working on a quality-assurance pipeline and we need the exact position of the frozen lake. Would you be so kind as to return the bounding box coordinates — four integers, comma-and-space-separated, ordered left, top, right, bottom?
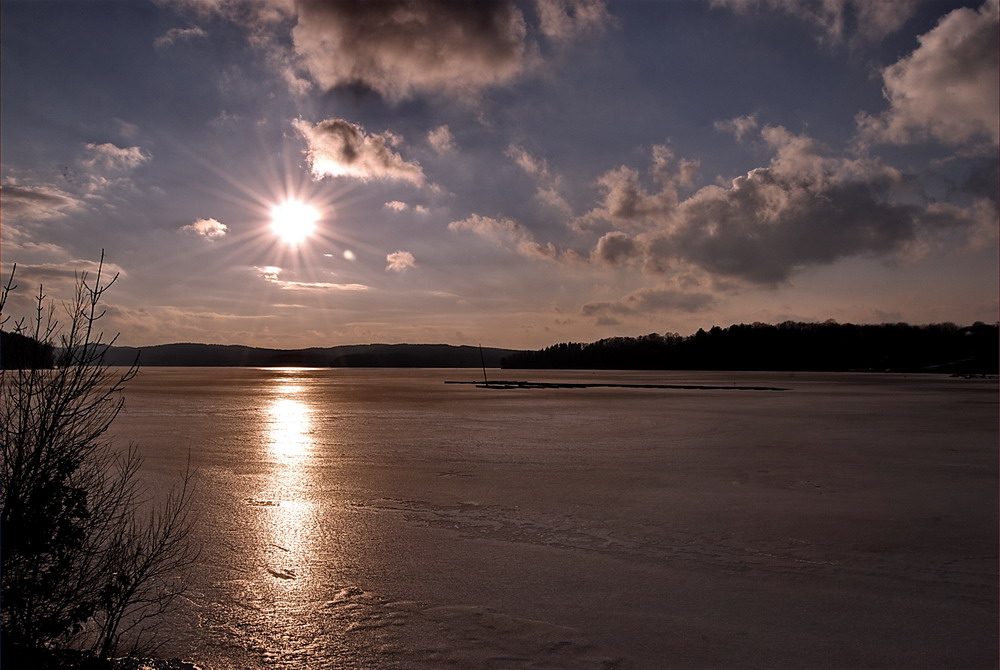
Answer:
109, 368, 998, 669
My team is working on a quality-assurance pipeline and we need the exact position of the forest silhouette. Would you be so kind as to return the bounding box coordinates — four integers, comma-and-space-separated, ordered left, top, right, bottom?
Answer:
501, 321, 999, 374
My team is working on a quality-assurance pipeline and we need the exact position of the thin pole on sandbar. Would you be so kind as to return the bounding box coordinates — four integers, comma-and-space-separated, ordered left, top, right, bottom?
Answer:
479, 343, 489, 386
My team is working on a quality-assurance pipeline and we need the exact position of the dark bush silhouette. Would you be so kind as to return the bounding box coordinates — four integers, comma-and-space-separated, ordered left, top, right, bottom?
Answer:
1, 258, 197, 667
0, 330, 55, 369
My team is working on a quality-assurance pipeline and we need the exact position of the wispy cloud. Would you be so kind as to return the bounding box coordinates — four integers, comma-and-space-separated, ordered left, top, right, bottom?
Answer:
449, 214, 557, 260
0, 183, 85, 221
2, 259, 127, 285
581, 285, 716, 320
80, 143, 151, 172
714, 114, 759, 141
154, 26, 207, 48
536, 0, 613, 41
255, 265, 370, 291
506, 144, 552, 179
506, 144, 574, 215
712, 0, 921, 45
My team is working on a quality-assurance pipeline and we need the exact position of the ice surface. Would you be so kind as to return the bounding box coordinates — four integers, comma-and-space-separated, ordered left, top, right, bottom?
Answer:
110, 369, 999, 669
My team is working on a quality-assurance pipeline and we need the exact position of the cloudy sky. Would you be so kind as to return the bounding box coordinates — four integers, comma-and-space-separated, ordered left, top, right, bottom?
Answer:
2, 0, 997, 349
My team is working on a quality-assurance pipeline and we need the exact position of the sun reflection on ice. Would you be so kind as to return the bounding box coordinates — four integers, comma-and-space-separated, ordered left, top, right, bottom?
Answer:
260, 374, 318, 587
268, 396, 312, 459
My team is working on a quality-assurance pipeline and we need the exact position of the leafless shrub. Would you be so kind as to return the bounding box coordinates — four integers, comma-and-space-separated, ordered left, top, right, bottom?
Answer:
1, 253, 197, 665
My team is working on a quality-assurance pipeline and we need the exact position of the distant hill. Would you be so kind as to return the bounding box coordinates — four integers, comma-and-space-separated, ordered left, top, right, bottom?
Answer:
102, 343, 522, 368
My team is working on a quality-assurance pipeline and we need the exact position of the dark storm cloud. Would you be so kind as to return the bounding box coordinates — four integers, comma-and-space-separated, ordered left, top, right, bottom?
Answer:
586, 127, 943, 284
179, 0, 610, 99
655, 170, 916, 283
592, 231, 638, 265
291, 0, 532, 100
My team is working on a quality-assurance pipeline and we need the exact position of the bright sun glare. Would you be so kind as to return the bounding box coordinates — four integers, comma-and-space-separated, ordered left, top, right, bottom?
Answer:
271, 200, 320, 245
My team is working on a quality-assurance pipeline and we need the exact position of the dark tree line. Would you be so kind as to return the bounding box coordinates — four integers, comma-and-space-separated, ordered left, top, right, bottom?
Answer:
502, 321, 999, 373
1, 330, 55, 370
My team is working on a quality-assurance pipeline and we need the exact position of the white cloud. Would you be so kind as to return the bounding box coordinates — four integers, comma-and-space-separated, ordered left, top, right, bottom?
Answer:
293, 118, 425, 185
180, 217, 228, 239
385, 250, 416, 272
384, 201, 428, 214
81, 143, 151, 172
428, 125, 456, 154
856, 0, 999, 148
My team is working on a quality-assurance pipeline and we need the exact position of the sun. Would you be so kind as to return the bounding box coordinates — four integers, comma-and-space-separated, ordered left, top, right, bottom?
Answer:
270, 200, 320, 245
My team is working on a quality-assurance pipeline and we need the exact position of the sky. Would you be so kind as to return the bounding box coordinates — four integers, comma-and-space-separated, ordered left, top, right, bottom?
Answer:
2, 0, 997, 350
